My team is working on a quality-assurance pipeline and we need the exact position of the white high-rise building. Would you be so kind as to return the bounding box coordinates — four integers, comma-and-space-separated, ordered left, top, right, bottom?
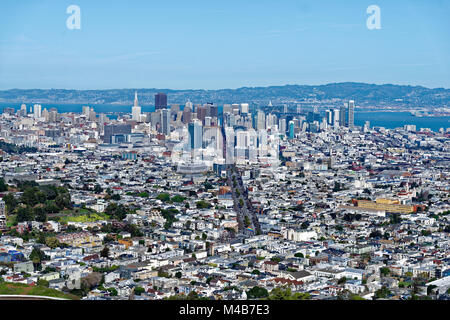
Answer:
348, 100, 355, 128
333, 109, 340, 128
279, 118, 287, 134
20, 104, 27, 116
266, 113, 277, 128
325, 110, 333, 125
33, 104, 42, 118
240, 103, 249, 114
132, 91, 142, 122
189, 120, 203, 150
256, 110, 266, 130
82, 106, 91, 116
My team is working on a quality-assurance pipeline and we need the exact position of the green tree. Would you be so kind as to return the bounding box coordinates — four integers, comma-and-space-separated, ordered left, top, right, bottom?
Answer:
29, 247, 46, 269
338, 277, 347, 284
94, 184, 103, 194
247, 286, 269, 299
374, 286, 391, 299
134, 287, 145, 295
37, 279, 50, 287
196, 201, 211, 209
34, 206, 47, 222
380, 267, 390, 277
107, 288, 118, 296
0, 178, 8, 192
171, 195, 185, 203
21, 187, 39, 206
268, 287, 310, 300
100, 246, 110, 258
3, 193, 17, 211
16, 206, 33, 222
45, 237, 60, 249
156, 193, 171, 202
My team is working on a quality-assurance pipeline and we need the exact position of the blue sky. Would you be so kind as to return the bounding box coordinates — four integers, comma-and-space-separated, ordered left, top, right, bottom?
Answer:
0, 0, 449, 90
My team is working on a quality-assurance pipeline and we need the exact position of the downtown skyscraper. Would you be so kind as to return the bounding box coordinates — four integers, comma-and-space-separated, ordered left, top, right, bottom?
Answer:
155, 93, 168, 110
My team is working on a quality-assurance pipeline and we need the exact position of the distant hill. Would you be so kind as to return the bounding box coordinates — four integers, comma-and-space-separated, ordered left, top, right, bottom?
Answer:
0, 82, 448, 108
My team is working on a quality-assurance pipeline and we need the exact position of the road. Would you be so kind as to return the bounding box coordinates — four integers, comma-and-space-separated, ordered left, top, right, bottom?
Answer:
226, 164, 261, 236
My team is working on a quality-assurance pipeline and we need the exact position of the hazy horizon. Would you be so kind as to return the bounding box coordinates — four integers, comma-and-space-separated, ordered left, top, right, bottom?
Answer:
1, 81, 449, 92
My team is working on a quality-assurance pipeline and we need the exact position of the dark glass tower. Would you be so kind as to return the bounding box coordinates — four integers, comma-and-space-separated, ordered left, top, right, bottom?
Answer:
155, 93, 167, 110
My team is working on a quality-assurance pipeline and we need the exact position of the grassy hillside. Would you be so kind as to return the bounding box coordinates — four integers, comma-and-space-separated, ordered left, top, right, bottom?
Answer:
0, 282, 79, 300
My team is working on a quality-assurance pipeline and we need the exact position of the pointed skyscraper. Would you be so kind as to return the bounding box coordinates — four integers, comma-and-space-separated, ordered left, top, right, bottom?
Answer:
132, 91, 142, 122
134, 91, 139, 107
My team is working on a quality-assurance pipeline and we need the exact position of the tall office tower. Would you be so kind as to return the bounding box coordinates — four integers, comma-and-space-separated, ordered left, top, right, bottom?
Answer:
203, 126, 222, 156
288, 121, 295, 139
296, 105, 302, 114
266, 113, 277, 128
171, 104, 180, 117
33, 104, 42, 118
256, 110, 266, 130
333, 109, 340, 128
155, 92, 167, 110
224, 113, 235, 127
185, 101, 193, 109
20, 104, 27, 116
225, 127, 235, 164
258, 129, 269, 158
320, 117, 328, 130
339, 103, 347, 127
247, 129, 258, 161
150, 111, 161, 131
204, 116, 212, 127
132, 91, 142, 122
347, 100, 355, 128
0, 200, 6, 230
325, 110, 333, 125
49, 108, 59, 122
208, 104, 219, 118
182, 104, 192, 124
235, 130, 248, 160
309, 122, 319, 133
283, 105, 288, 114
223, 104, 232, 115
160, 109, 171, 135
279, 118, 287, 134
240, 103, 249, 114
197, 105, 207, 124
42, 108, 49, 122
103, 124, 132, 143
98, 113, 109, 125
184, 101, 193, 116
82, 106, 91, 116
307, 111, 321, 123
188, 120, 203, 150
89, 108, 97, 122
232, 104, 240, 115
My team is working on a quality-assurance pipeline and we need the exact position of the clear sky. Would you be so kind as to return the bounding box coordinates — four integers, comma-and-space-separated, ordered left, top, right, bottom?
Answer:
0, 0, 449, 90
